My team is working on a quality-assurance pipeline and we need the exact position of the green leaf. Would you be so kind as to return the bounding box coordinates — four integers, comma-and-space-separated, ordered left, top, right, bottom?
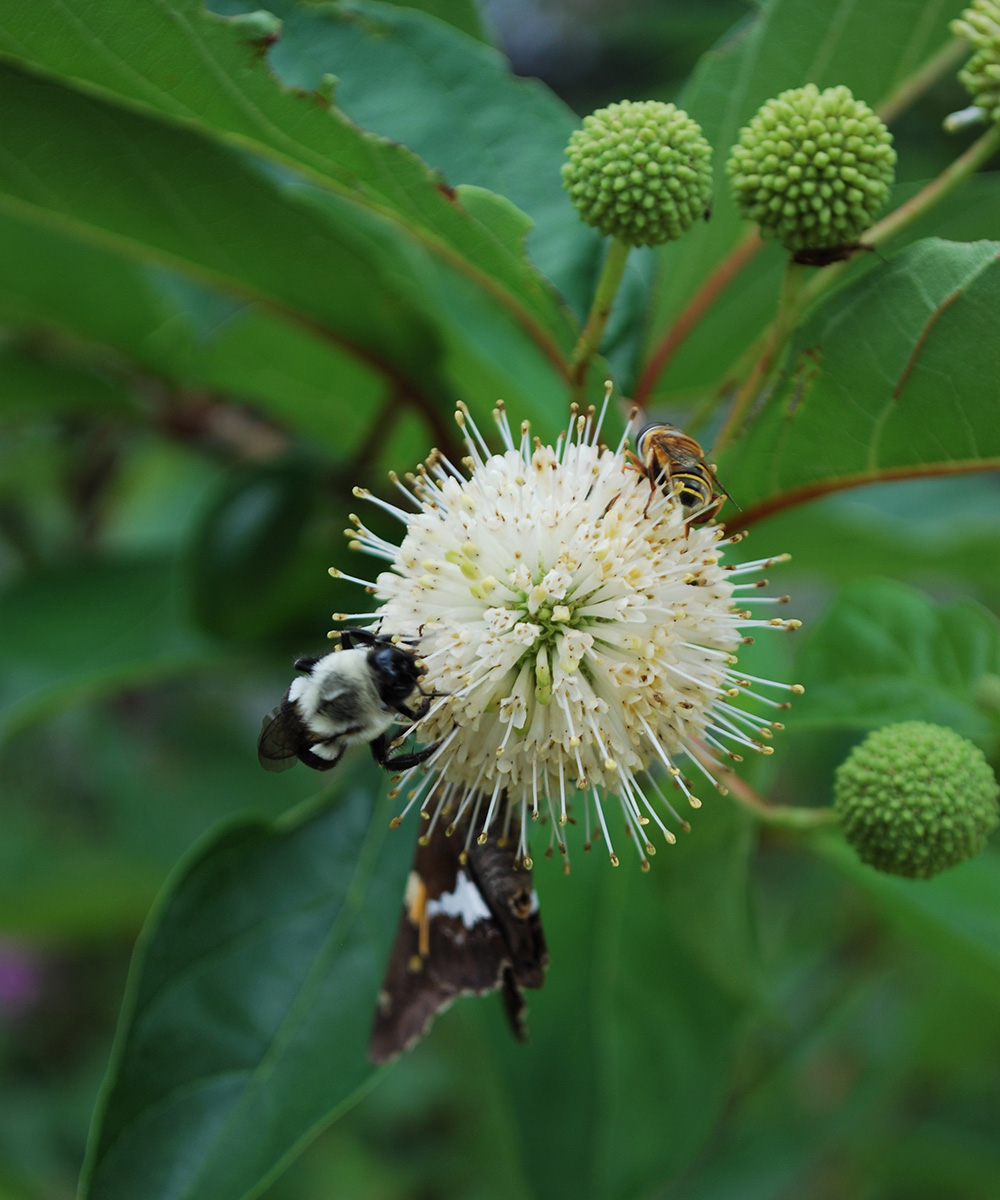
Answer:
720, 239, 1000, 519
337, 0, 489, 42
751, 478, 1000, 605
485, 798, 759, 1199
230, 0, 605, 318
0, 558, 225, 743
81, 783, 411, 1200
791, 577, 1000, 747
184, 458, 332, 640
0, 346, 134, 421
0, 0, 578, 399
816, 836, 1000, 998
0, 215, 385, 457
640, 0, 957, 400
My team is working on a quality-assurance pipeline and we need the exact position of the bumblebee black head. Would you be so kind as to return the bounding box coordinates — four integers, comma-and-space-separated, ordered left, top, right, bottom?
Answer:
369, 644, 425, 706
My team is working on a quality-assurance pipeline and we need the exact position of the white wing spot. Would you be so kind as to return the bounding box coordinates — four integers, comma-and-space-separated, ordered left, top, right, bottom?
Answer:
426, 871, 491, 928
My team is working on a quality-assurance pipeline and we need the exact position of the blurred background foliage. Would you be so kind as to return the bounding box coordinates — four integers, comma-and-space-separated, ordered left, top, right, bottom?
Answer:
0, 0, 999, 1197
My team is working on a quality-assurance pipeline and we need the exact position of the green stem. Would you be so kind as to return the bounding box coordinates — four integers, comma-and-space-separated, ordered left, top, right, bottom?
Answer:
877, 38, 969, 125
737, 795, 840, 832
691, 744, 840, 831
569, 237, 631, 394
713, 259, 806, 452
711, 122, 1000, 453
633, 40, 967, 408
803, 121, 1000, 309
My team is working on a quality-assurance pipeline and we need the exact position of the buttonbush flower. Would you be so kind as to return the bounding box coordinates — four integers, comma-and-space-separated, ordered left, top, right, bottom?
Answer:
333, 395, 801, 871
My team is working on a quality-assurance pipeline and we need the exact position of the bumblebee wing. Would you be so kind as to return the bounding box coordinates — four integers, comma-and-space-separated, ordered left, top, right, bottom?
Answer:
257, 705, 303, 772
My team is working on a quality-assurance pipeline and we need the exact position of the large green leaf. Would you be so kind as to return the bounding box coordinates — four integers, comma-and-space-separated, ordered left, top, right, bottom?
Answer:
791, 577, 1000, 748
755, 477, 1000, 606
0, 346, 134, 421
639, 0, 958, 401
0, 215, 386, 458
0, 557, 227, 743
719, 239, 1000, 519
817, 837, 1000, 999
368, 0, 487, 42
0, 61, 579, 438
81, 783, 410, 1200
0, 0, 576, 380
221, 0, 615, 320
483, 797, 759, 1200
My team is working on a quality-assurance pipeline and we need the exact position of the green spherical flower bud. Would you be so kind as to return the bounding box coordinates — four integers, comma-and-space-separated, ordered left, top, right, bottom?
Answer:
561, 100, 713, 248
834, 721, 999, 880
727, 84, 896, 254
953, 1, 1000, 123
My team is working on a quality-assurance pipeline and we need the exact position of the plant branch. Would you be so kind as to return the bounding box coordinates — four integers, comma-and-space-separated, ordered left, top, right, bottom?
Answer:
569, 237, 631, 395
633, 230, 762, 407
690, 745, 839, 830
634, 38, 968, 406
877, 38, 969, 125
800, 121, 1000, 309
734, 457, 1000, 529
713, 260, 806, 452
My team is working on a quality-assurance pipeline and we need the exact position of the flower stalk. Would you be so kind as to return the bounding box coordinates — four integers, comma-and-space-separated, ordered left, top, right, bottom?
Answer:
569, 236, 631, 391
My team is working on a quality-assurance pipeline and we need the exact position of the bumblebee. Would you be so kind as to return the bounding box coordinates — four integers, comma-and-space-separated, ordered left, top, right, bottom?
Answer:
258, 627, 436, 774
629, 422, 732, 524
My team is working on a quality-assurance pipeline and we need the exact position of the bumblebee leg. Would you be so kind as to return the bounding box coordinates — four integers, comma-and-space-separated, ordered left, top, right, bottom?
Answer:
372, 736, 439, 770
394, 697, 431, 721
338, 627, 383, 650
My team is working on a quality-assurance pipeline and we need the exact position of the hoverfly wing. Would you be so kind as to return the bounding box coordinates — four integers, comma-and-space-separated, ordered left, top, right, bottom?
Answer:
257, 703, 303, 772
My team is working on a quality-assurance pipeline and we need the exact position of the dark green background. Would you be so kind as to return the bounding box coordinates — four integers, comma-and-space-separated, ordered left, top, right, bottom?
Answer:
1, 1, 998, 1198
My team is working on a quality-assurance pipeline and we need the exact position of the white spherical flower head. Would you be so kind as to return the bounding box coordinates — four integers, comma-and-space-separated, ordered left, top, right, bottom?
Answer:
334, 393, 801, 871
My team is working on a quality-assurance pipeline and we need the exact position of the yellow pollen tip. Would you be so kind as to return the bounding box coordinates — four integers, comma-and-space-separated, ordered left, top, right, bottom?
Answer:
645, 843, 655, 855
761, 745, 774, 755
791, 683, 805, 694
389, 817, 403, 829
418, 835, 429, 846
523, 855, 534, 870
445, 823, 457, 837
640, 859, 650, 872
609, 853, 620, 867
328, 567, 341, 577
477, 832, 488, 845
664, 830, 677, 844
352, 486, 369, 498
689, 796, 703, 809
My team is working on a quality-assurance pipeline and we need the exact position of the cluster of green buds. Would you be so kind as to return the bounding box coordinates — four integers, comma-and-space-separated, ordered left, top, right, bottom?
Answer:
562, 84, 895, 260
834, 722, 999, 879
727, 84, 895, 255
952, 1, 1000, 124
561, 99, 713, 247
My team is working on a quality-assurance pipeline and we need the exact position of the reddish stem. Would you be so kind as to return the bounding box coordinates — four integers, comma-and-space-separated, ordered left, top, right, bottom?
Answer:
735, 459, 1000, 530
634, 231, 763, 407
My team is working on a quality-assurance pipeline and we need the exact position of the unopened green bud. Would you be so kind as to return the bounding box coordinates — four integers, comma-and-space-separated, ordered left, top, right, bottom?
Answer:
562, 100, 713, 247
727, 84, 895, 254
953, 1, 1000, 124
834, 721, 999, 880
